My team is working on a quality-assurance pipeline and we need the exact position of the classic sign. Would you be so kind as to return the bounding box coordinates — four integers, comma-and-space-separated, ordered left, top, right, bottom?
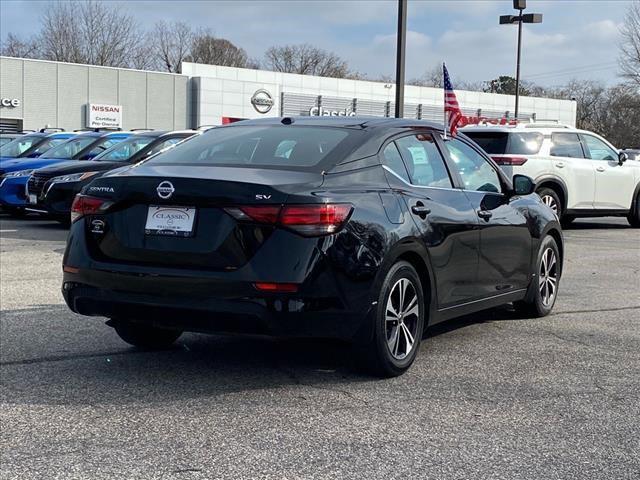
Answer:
87, 103, 123, 128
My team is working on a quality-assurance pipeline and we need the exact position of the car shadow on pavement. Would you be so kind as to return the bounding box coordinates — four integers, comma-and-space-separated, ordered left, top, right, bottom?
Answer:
0, 303, 525, 408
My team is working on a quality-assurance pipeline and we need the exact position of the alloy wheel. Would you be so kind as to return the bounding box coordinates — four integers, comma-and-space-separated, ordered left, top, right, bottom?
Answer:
385, 278, 420, 360
541, 195, 558, 214
538, 248, 558, 307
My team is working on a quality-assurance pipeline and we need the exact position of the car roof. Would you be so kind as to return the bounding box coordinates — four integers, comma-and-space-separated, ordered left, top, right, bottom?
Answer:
227, 116, 444, 130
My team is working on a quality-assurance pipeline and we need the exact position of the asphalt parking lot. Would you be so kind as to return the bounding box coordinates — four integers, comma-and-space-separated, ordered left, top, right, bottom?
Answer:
1, 214, 639, 480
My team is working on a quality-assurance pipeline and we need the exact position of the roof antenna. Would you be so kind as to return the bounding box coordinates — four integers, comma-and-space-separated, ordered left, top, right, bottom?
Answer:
281, 117, 294, 125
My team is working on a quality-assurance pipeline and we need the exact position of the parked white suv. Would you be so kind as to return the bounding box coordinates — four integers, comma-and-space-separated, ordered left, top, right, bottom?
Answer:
463, 123, 640, 227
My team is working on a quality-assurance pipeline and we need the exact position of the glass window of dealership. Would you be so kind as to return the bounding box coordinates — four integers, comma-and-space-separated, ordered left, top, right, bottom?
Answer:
1, 56, 577, 132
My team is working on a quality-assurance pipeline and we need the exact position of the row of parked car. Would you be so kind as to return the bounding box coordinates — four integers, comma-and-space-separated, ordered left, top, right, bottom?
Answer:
0, 128, 205, 224
3, 116, 639, 376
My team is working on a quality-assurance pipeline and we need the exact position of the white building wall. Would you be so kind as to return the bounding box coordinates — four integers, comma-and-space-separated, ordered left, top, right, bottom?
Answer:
181, 62, 577, 127
0, 57, 189, 131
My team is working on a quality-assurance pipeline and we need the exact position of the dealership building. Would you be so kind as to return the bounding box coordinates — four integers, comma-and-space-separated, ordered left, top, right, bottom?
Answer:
0, 56, 577, 132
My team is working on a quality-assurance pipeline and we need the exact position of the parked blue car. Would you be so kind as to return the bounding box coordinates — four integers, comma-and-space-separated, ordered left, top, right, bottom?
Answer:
0, 131, 77, 167
0, 131, 132, 216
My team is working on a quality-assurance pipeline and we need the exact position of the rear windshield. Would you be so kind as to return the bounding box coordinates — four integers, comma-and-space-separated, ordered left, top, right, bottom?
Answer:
147, 125, 352, 170
465, 132, 544, 155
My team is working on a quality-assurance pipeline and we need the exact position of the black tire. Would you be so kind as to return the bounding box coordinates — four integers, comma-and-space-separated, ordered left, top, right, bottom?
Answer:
514, 235, 561, 318
112, 319, 182, 349
360, 261, 426, 377
536, 187, 562, 219
628, 193, 640, 228
560, 215, 575, 228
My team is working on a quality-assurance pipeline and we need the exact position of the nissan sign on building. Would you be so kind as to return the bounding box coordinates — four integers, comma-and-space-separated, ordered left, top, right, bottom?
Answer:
87, 103, 123, 129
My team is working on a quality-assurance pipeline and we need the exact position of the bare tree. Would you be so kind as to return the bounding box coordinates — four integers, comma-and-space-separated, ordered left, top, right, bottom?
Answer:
263, 44, 351, 78
37, 0, 145, 68
0, 33, 40, 59
190, 30, 249, 68
150, 21, 193, 72
409, 64, 443, 87
620, 0, 640, 86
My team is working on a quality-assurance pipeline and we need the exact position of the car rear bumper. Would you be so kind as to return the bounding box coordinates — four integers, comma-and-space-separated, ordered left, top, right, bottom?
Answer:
62, 272, 373, 341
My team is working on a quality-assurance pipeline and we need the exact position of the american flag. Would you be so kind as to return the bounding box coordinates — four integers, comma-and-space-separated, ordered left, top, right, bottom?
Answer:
443, 63, 462, 137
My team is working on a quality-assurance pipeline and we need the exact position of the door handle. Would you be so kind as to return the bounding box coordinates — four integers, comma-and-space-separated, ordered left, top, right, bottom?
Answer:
555, 162, 565, 168
478, 210, 493, 220
596, 166, 605, 172
411, 202, 431, 218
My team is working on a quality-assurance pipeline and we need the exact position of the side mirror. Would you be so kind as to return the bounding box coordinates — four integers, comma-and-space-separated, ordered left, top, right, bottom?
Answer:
513, 174, 536, 196
618, 151, 628, 166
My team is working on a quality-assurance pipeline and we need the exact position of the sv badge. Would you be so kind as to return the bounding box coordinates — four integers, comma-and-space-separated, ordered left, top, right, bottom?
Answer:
255, 194, 272, 200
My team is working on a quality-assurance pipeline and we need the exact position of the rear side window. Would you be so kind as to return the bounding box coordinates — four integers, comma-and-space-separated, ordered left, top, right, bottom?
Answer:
148, 126, 351, 170
550, 133, 584, 158
465, 132, 543, 155
395, 134, 452, 188
382, 142, 411, 183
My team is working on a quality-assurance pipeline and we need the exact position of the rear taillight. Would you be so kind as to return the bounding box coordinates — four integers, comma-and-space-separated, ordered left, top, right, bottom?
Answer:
70, 195, 112, 223
253, 282, 299, 293
224, 204, 352, 237
491, 156, 528, 166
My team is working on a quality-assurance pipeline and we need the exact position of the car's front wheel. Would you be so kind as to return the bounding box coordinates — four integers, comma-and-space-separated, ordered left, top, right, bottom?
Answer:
362, 261, 426, 377
111, 319, 182, 349
514, 235, 561, 317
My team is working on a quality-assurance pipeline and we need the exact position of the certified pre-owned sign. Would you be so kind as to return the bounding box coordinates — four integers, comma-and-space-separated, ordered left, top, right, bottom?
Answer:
250, 89, 274, 114
87, 103, 122, 128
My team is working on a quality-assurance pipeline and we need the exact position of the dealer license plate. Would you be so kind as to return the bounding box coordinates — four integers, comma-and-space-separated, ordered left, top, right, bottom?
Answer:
145, 205, 196, 237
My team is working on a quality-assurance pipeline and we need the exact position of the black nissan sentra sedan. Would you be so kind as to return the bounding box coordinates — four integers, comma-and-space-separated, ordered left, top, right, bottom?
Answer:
62, 117, 563, 377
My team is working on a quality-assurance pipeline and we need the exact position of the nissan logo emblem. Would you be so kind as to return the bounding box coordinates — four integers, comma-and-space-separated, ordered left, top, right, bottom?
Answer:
157, 181, 175, 199
250, 89, 274, 114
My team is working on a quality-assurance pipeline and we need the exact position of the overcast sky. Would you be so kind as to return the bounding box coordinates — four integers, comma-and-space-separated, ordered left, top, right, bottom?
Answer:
0, 0, 631, 86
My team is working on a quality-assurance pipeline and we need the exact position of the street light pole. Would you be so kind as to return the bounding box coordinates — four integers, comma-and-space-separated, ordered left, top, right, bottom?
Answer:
499, 0, 542, 120
515, 7, 523, 118
395, 0, 407, 118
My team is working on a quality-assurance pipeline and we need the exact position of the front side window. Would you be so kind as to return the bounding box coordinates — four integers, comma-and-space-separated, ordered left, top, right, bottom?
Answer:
0, 135, 44, 158
23, 137, 69, 157
395, 134, 452, 188
42, 136, 98, 159
582, 135, 617, 161
94, 136, 155, 162
147, 126, 352, 171
82, 138, 125, 159
144, 137, 185, 157
444, 138, 502, 193
550, 133, 584, 159
382, 142, 410, 183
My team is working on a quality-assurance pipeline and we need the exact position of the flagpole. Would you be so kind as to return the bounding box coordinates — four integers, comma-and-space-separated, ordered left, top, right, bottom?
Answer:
442, 62, 447, 140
